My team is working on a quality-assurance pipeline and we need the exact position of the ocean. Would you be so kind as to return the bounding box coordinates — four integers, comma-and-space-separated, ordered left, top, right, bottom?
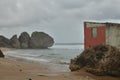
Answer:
4, 44, 84, 72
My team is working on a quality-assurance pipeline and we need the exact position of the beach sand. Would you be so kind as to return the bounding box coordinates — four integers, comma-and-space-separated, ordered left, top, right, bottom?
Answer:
0, 57, 94, 80
0, 48, 120, 80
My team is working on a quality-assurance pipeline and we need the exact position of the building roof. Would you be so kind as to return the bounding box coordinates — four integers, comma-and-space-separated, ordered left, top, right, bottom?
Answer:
85, 21, 120, 27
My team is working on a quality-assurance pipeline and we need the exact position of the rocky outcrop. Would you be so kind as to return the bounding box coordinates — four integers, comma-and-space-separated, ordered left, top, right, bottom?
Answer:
0, 31, 54, 49
69, 45, 120, 77
0, 36, 11, 48
10, 35, 20, 48
0, 50, 4, 58
30, 32, 54, 48
19, 32, 31, 49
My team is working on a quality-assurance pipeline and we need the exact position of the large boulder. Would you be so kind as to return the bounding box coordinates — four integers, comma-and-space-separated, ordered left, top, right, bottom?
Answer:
0, 50, 4, 57
30, 32, 54, 48
19, 32, 31, 48
0, 36, 11, 48
10, 35, 20, 48
69, 45, 120, 77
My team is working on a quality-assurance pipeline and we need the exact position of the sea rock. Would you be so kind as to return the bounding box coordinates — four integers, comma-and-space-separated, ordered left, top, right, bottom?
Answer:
30, 32, 54, 48
0, 31, 54, 49
10, 35, 20, 48
0, 50, 4, 57
19, 32, 31, 48
69, 45, 120, 77
0, 36, 11, 48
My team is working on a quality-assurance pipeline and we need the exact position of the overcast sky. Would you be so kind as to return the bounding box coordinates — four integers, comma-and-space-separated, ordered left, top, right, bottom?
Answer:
0, 0, 120, 43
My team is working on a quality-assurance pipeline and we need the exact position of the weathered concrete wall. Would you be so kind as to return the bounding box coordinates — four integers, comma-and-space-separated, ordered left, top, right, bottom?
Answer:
106, 24, 120, 49
86, 22, 105, 28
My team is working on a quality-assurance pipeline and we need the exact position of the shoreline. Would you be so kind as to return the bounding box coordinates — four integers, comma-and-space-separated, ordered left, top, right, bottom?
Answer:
0, 48, 94, 80
0, 48, 120, 80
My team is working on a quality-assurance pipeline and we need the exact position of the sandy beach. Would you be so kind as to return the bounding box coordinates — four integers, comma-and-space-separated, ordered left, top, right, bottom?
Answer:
0, 48, 120, 80
0, 57, 94, 80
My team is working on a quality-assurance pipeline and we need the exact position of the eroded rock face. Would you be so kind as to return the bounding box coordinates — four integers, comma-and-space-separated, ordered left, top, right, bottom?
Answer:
19, 32, 31, 48
0, 50, 4, 58
69, 45, 120, 77
10, 35, 20, 48
0, 36, 11, 48
30, 32, 54, 48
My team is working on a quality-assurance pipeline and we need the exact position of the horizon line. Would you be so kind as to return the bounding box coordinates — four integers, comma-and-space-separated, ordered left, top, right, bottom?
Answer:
54, 43, 84, 45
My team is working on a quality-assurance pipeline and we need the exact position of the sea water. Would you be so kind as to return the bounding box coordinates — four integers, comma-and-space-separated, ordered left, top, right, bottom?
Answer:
5, 44, 84, 72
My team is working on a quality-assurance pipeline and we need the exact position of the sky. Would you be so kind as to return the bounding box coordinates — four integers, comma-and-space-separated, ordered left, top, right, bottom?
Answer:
0, 0, 120, 43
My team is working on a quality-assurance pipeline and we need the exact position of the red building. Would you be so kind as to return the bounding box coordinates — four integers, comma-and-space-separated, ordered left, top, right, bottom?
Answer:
84, 22, 120, 49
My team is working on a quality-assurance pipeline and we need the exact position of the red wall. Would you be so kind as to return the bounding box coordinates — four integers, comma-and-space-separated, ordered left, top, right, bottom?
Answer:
84, 22, 106, 49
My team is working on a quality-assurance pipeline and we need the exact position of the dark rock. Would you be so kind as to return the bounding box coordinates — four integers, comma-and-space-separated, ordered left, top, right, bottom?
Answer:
69, 45, 120, 77
10, 35, 20, 48
28, 78, 32, 80
30, 32, 54, 48
19, 32, 31, 48
0, 50, 4, 57
0, 36, 11, 48
19, 69, 22, 72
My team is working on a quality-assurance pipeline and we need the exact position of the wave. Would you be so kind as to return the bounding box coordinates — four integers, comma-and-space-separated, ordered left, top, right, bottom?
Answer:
58, 61, 70, 65
6, 54, 50, 63
4, 48, 82, 67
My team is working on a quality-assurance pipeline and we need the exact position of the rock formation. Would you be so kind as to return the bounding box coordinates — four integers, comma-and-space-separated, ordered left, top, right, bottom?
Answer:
0, 50, 4, 58
0, 36, 11, 48
19, 32, 31, 48
30, 32, 54, 48
10, 35, 20, 48
69, 45, 120, 77
0, 31, 54, 49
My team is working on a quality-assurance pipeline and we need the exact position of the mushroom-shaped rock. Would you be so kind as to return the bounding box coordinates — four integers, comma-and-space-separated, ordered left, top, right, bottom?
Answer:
30, 32, 54, 48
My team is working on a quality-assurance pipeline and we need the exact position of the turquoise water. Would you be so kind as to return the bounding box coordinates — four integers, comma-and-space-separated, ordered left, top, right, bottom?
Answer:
5, 44, 84, 72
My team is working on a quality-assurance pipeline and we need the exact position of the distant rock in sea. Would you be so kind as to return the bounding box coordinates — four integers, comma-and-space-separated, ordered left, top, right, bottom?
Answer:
30, 32, 54, 48
69, 45, 120, 77
19, 32, 31, 49
0, 31, 54, 49
10, 35, 20, 48
0, 36, 11, 48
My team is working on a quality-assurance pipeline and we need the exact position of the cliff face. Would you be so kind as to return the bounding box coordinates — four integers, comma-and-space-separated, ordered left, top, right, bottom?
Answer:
69, 45, 120, 77
0, 31, 54, 49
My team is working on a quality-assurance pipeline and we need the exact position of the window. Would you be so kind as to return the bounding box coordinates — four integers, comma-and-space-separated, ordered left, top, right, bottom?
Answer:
92, 28, 97, 38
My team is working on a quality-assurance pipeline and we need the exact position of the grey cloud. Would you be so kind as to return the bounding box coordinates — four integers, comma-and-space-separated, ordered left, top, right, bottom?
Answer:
0, 0, 57, 27
0, 0, 120, 43
1, 0, 120, 27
